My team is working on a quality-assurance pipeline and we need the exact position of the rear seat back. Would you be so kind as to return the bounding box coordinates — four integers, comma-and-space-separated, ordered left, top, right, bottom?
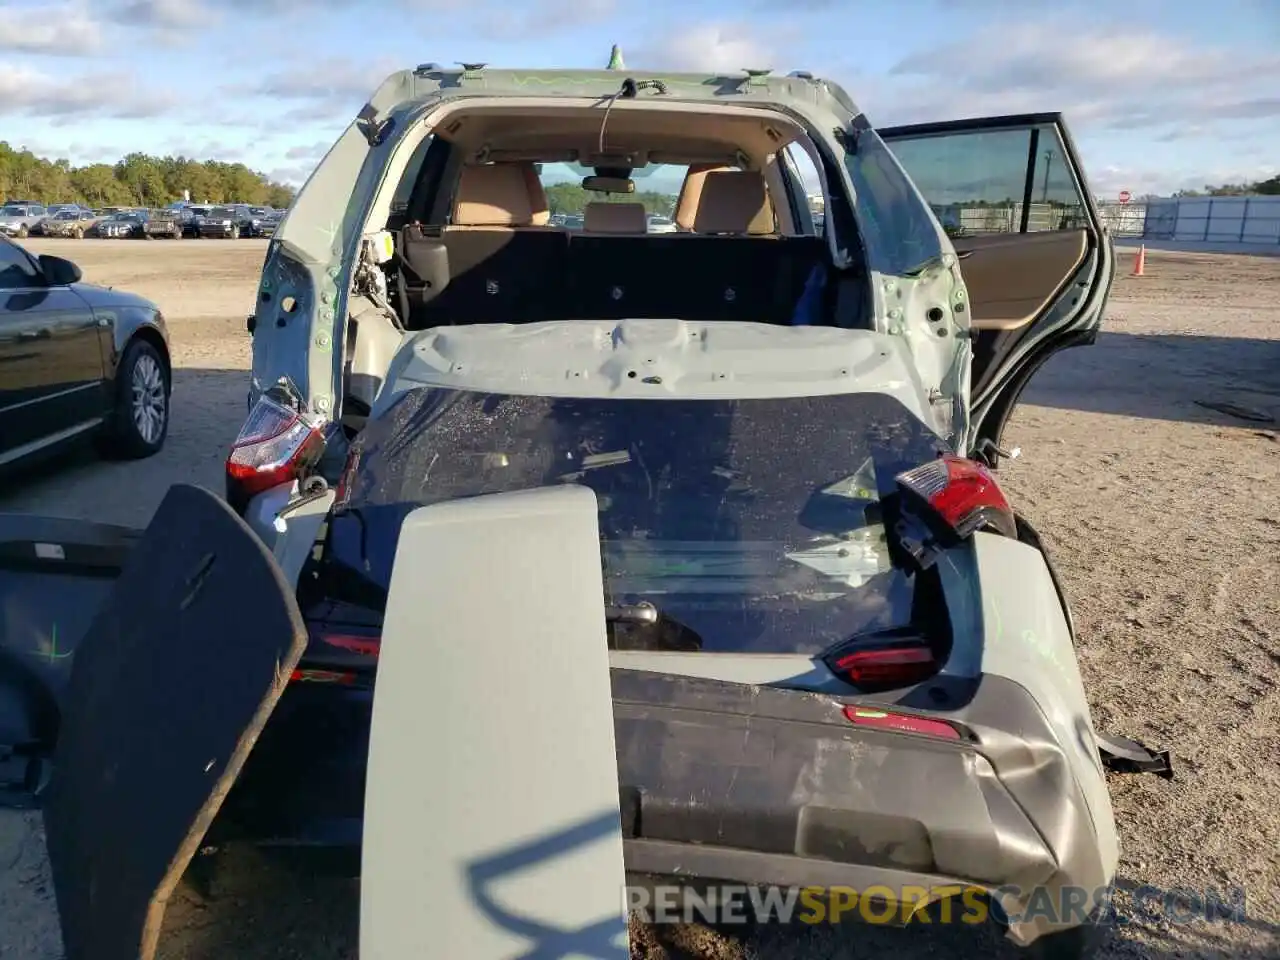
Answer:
400, 162, 568, 324
399, 163, 825, 328
685, 169, 777, 235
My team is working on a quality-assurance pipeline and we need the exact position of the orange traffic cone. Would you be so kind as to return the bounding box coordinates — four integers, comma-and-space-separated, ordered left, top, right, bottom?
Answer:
1131, 244, 1146, 277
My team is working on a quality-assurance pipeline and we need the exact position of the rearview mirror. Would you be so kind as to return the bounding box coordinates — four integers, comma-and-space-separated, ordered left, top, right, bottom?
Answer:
38, 254, 82, 286
582, 176, 634, 194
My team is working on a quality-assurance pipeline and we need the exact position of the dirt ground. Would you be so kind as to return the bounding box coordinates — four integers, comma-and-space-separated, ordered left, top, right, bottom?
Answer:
1, 239, 1278, 959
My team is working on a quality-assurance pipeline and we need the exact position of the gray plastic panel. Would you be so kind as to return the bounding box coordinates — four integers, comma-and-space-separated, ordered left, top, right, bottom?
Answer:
361, 485, 628, 959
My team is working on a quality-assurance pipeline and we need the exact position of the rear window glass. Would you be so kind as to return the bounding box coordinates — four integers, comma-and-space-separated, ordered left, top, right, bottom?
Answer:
330, 389, 948, 655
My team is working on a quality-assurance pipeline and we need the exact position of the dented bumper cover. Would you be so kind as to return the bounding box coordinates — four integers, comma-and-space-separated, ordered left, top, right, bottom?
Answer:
611, 669, 1113, 944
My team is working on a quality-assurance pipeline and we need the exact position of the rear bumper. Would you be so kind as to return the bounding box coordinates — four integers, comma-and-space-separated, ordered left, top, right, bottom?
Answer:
215, 669, 1111, 944
612, 671, 1113, 944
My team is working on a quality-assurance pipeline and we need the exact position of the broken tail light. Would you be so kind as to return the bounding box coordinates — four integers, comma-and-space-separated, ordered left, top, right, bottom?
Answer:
895, 454, 1016, 542
225, 393, 326, 513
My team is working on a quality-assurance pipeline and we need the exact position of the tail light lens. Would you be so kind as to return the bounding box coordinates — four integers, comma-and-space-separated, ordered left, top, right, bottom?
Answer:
286, 623, 382, 685
825, 638, 940, 692
843, 705, 961, 741
225, 394, 326, 512
895, 455, 1016, 540
830, 642, 939, 690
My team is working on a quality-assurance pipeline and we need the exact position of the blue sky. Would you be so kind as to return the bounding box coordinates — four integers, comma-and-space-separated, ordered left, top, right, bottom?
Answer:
1, 0, 1276, 197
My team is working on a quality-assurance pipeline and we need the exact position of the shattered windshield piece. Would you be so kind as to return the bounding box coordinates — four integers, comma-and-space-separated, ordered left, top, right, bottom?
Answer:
334, 389, 949, 655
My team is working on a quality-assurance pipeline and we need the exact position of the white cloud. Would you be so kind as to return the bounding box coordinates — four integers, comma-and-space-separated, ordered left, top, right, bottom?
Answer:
1091, 163, 1279, 199
0, 65, 175, 120
0, 5, 104, 55
629, 23, 778, 73
111, 0, 360, 29
870, 22, 1280, 132
267, 164, 317, 186
284, 141, 332, 161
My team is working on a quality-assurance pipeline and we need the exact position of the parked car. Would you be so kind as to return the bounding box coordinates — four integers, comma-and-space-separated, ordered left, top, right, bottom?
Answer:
246, 206, 278, 237
197, 204, 253, 239
141, 208, 185, 239
33, 209, 100, 238
0, 69, 1169, 960
0, 202, 49, 238
89, 210, 147, 239
646, 213, 677, 233
0, 234, 171, 469
182, 204, 212, 237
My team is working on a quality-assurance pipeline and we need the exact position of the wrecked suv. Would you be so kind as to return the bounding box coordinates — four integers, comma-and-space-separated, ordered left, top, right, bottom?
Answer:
2, 64, 1170, 959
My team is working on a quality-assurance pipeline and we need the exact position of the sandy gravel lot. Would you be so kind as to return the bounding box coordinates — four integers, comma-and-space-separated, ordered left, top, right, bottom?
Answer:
1, 239, 1278, 959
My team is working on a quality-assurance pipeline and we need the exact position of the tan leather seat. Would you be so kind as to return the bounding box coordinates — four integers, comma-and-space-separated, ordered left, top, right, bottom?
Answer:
451, 162, 550, 227
583, 201, 648, 234
674, 167, 776, 235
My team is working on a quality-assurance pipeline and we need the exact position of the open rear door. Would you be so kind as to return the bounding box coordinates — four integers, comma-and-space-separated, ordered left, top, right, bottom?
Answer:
878, 113, 1115, 459
43, 484, 308, 960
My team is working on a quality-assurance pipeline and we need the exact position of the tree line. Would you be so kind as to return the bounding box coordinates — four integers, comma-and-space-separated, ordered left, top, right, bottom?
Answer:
0, 143, 297, 210
543, 182, 676, 216
1173, 174, 1280, 198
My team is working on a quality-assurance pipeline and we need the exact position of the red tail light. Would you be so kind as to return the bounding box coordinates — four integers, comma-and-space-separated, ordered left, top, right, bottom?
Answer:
225, 394, 326, 511
832, 643, 939, 689
843, 705, 961, 740
895, 455, 1016, 540
318, 632, 381, 657
289, 669, 358, 685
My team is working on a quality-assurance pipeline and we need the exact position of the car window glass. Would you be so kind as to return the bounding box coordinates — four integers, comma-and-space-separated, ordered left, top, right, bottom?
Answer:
884, 123, 1085, 235
0, 240, 41, 289
782, 144, 823, 232
840, 127, 944, 275
536, 161, 687, 230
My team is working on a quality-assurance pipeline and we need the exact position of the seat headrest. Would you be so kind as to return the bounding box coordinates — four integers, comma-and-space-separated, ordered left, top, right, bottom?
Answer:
583, 201, 648, 234
674, 167, 775, 235
452, 163, 550, 226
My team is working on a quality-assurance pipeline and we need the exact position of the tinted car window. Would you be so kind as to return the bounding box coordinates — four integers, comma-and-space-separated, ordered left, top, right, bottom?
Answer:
842, 126, 945, 276
331, 388, 947, 655
0, 239, 41, 289
885, 123, 1087, 234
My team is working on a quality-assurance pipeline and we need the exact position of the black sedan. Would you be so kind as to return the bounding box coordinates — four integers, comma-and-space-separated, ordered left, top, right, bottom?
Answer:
89, 211, 148, 239
0, 236, 171, 470
197, 205, 253, 239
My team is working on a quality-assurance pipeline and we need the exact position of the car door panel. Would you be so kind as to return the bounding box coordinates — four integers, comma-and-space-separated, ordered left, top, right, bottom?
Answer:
878, 113, 1114, 454
0, 242, 107, 461
951, 229, 1089, 330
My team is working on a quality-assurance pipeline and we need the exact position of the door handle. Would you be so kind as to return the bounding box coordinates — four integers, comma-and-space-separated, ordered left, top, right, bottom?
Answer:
18, 329, 49, 340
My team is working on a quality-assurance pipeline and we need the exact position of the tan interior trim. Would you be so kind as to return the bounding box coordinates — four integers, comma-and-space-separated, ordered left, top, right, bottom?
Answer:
952, 229, 1089, 330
